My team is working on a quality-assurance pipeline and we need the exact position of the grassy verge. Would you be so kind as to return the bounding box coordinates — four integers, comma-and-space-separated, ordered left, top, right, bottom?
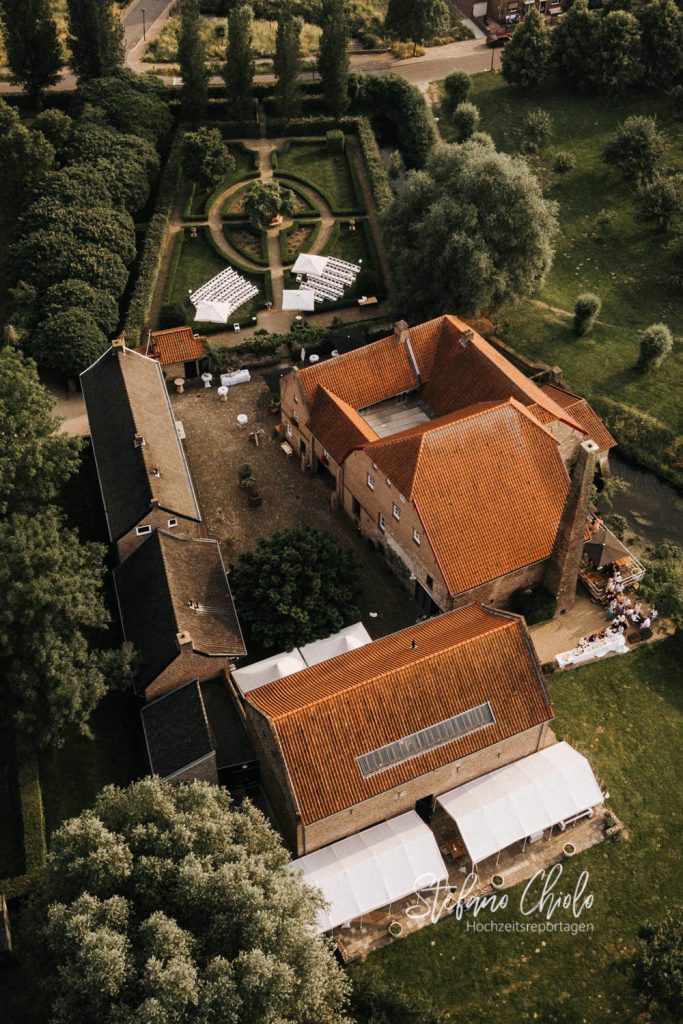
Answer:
275, 139, 366, 214
143, 15, 322, 63
352, 635, 683, 1021
447, 74, 683, 434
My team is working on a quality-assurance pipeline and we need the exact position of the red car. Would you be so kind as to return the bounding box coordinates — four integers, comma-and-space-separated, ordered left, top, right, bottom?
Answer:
485, 32, 512, 46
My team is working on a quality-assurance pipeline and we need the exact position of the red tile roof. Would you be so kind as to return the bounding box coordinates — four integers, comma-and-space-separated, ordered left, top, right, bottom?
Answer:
362, 399, 570, 595
246, 605, 553, 824
307, 387, 379, 465
541, 384, 616, 452
297, 333, 418, 408
150, 327, 206, 367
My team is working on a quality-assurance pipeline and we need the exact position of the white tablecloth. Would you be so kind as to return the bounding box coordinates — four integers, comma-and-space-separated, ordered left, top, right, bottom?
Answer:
556, 635, 629, 668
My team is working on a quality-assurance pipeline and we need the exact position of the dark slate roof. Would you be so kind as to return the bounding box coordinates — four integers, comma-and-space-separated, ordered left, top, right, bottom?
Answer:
141, 679, 213, 778
200, 677, 255, 768
114, 531, 246, 692
80, 344, 201, 542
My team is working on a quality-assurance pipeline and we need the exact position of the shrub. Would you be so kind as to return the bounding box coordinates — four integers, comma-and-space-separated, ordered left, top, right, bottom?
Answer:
604, 115, 667, 185
634, 173, 683, 231
388, 149, 403, 179
238, 463, 253, 482
443, 69, 471, 111
573, 292, 601, 336
670, 83, 683, 120
356, 117, 393, 212
553, 150, 576, 174
592, 209, 614, 243
349, 72, 436, 168
523, 108, 553, 146
357, 268, 380, 295
451, 101, 480, 143
509, 585, 557, 625
326, 128, 345, 152
603, 513, 628, 540
589, 394, 683, 491
637, 322, 674, 372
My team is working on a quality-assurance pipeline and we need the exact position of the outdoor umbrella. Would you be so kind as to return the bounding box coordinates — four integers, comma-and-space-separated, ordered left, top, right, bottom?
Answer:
584, 527, 631, 568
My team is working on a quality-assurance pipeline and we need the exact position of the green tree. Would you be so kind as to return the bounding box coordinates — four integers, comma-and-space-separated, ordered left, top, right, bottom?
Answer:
0, 0, 62, 108
42, 279, 120, 335
182, 126, 235, 187
638, 0, 683, 89
0, 347, 80, 518
603, 115, 667, 185
383, 138, 558, 317
451, 101, 479, 143
30, 308, 109, 378
0, 509, 131, 747
274, 13, 303, 121
523, 108, 553, 147
32, 108, 73, 156
350, 964, 444, 1024
242, 179, 296, 229
29, 778, 350, 1024
66, 0, 125, 80
67, 121, 159, 212
18, 199, 136, 265
638, 546, 683, 625
442, 69, 470, 112
635, 173, 683, 230
318, 0, 350, 118
0, 120, 54, 218
501, 9, 551, 90
75, 72, 172, 144
233, 526, 362, 649
385, 0, 450, 55
552, 0, 601, 92
224, 3, 255, 121
573, 292, 601, 335
179, 0, 208, 122
34, 163, 115, 209
636, 322, 674, 373
634, 914, 683, 1019
593, 10, 643, 93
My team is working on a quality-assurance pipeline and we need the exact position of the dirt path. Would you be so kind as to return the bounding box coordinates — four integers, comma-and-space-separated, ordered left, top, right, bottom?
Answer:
147, 183, 187, 333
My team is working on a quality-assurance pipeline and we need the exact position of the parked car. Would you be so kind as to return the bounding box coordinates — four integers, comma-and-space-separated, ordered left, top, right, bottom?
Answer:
504, 12, 520, 23
485, 32, 512, 46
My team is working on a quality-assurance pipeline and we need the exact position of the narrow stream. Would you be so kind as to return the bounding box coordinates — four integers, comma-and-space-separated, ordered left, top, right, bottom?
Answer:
606, 453, 683, 553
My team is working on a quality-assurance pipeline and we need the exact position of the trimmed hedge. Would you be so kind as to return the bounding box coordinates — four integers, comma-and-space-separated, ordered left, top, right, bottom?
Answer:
225, 220, 269, 266
279, 218, 322, 264
122, 128, 184, 344
589, 395, 683, 493
0, 742, 47, 899
349, 72, 437, 169
356, 116, 393, 213
271, 139, 365, 216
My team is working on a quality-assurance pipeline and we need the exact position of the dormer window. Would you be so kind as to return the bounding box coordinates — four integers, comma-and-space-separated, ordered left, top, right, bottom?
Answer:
167, 518, 178, 528
136, 525, 152, 536
392, 503, 400, 521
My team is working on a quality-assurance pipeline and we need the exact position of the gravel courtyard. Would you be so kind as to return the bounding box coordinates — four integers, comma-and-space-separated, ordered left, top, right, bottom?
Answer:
171, 374, 420, 641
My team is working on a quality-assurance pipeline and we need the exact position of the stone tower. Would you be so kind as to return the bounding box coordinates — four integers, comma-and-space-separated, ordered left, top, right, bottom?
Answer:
544, 439, 599, 613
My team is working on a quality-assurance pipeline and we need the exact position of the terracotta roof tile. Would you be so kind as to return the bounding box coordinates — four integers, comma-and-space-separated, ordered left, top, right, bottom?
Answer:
149, 327, 207, 367
364, 400, 570, 595
114, 531, 245, 692
298, 334, 418, 408
307, 387, 379, 464
541, 384, 616, 452
81, 346, 201, 541
246, 605, 553, 824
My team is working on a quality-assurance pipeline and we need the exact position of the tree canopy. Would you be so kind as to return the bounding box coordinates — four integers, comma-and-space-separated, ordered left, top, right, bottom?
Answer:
0, 346, 81, 518
0, 508, 131, 747
318, 0, 350, 118
383, 138, 558, 317
232, 526, 362, 649
0, 0, 62, 107
182, 126, 235, 187
0, 115, 55, 219
604, 115, 667, 185
30, 308, 109, 378
385, 0, 450, 54
274, 13, 303, 120
224, 4, 255, 120
66, 0, 125, 80
501, 9, 551, 90
639, 543, 683, 623
243, 180, 296, 230
634, 913, 683, 1018
179, 0, 209, 122
75, 73, 172, 145
28, 777, 350, 1024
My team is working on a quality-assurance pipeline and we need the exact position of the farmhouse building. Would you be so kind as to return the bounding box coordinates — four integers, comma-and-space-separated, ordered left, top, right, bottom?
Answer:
280, 316, 614, 614
81, 340, 202, 560
114, 530, 246, 702
244, 604, 555, 856
147, 326, 207, 382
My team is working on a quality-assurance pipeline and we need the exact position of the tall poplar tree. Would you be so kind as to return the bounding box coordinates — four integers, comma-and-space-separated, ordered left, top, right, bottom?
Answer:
318, 0, 350, 118
274, 13, 302, 121
178, 0, 208, 122
224, 3, 254, 120
0, 0, 62, 108
66, 0, 125, 81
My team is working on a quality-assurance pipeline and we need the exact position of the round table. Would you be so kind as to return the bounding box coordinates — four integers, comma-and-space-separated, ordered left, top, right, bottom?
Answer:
309, 354, 320, 363
237, 414, 248, 429
201, 372, 213, 389
174, 378, 185, 395
217, 386, 229, 402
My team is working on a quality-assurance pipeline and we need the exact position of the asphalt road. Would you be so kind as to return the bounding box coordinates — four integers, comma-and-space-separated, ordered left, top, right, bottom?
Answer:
124, 0, 176, 59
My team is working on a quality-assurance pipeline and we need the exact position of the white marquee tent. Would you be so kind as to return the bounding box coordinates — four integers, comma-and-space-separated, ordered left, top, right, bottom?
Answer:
282, 289, 315, 312
299, 622, 372, 667
289, 811, 448, 934
291, 253, 329, 276
232, 649, 307, 696
194, 301, 232, 324
437, 742, 604, 866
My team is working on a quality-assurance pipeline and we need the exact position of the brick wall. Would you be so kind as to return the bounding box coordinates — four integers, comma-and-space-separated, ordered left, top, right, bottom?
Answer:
447, 562, 547, 611
244, 704, 302, 849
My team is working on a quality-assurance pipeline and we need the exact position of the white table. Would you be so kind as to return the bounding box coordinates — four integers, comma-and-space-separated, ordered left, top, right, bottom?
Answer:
556, 635, 629, 669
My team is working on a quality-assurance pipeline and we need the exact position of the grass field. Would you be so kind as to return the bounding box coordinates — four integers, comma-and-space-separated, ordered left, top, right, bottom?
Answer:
438, 74, 683, 432
352, 634, 683, 1022
276, 140, 365, 214
187, 144, 257, 218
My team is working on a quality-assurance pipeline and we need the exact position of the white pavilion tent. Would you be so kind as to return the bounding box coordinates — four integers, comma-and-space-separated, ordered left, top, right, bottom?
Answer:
282, 289, 315, 312
299, 622, 372, 667
232, 649, 307, 696
291, 253, 329, 276
194, 301, 231, 324
289, 811, 448, 934
437, 742, 604, 866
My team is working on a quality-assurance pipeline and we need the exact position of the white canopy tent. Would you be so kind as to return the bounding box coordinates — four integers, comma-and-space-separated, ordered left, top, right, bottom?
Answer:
282, 289, 315, 312
437, 742, 604, 866
194, 301, 231, 324
289, 812, 448, 934
232, 649, 307, 696
291, 253, 329, 276
300, 622, 372, 667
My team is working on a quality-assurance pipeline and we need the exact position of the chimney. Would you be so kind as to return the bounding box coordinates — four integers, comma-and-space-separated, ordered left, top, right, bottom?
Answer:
393, 320, 410, 345
112, 336, 125, 349
133, 433, 145, 448
543, 439, 599, 614
177, 631, 193, 649
459, 328, 474, 349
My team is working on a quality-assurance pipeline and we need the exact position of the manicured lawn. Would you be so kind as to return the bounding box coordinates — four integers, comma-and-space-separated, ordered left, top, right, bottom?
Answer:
351, 635, 683, 1022
162, 228, 265, 327
187, 144, 257, 218
276, 141, 365, 214
283, 220, 384, 304
437, 74, 683, 432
